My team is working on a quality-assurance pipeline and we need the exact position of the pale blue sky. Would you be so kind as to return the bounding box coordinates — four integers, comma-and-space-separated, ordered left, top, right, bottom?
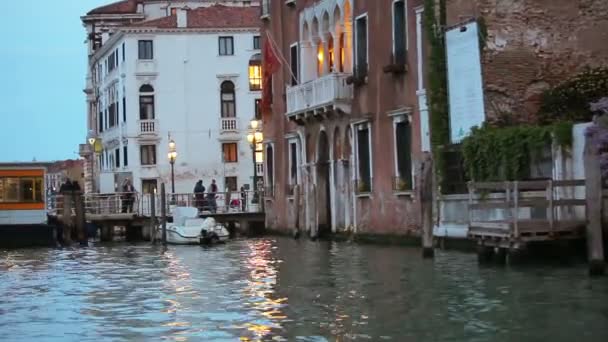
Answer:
0, 0, 111, 162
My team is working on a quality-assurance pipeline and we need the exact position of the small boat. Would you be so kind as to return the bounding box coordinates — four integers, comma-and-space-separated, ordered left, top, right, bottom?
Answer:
162, 207, 229, 245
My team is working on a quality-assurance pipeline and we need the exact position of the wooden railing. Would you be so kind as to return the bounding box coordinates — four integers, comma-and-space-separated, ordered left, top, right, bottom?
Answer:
468, 180, 586, 238
49, 191, 265, 217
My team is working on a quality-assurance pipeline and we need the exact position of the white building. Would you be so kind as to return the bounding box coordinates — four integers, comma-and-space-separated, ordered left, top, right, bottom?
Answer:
81, 1, 263, 195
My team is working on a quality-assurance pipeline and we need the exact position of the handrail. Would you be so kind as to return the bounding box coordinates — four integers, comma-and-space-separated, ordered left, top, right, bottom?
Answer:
48, 190, 265, 217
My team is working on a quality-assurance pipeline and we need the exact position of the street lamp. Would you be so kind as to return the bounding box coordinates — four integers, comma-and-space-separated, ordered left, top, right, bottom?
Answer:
87, 134, 101, 193
247, 119, 263, 203
167, 137, 177, 202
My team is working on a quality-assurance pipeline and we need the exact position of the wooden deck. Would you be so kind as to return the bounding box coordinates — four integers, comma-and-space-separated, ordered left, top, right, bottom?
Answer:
467, 180, 586, 250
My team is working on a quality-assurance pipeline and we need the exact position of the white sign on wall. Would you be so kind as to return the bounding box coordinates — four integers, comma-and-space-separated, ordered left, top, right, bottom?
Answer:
446, 21, 486, 143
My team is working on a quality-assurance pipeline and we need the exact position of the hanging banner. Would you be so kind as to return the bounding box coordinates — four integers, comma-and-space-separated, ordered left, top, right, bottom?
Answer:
446, 21, 486, 143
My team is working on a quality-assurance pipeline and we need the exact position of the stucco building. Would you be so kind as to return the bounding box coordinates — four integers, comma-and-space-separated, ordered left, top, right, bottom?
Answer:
260, 0, 428, 237
80, 1, 263, 195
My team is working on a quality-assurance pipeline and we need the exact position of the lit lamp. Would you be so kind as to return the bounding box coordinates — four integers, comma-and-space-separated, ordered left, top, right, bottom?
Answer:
167, 137, 177, 202
247, 119, 263, 203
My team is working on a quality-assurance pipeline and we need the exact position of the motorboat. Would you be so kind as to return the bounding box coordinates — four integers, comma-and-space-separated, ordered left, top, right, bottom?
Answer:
161, 207, 229, 245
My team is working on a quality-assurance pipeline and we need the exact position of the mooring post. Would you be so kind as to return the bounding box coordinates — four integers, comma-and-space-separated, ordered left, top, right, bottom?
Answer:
584, 137, 605, 276
160, 183, 167, 246
74, 191, 87, 246
150, 193, 157, 244
420, 152, 435, 258
293, 184, 301, 239
62, 192, 73, 245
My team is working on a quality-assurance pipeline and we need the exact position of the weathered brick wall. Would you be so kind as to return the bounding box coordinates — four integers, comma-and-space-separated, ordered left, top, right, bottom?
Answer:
446, 0, 608, 122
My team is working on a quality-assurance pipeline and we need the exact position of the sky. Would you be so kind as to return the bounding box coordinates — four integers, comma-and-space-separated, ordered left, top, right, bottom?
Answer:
0, 0, 111, 162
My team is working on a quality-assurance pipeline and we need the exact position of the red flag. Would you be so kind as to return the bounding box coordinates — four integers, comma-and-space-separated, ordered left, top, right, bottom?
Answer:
261, 37, 281, 113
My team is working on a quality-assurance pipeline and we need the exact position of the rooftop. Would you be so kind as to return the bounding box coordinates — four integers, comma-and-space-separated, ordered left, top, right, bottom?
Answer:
131, 4, 260, 29
87, 0, 139, 16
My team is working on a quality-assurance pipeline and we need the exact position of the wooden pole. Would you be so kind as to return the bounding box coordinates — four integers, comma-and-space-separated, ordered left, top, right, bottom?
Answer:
293, 184, 301, 239
161, 183, 167, 246
420, 152, 434, 258
62, 192, 73, 245
150, 193, 156, 244
584, 136, 605, 276
74, 191, 87, 246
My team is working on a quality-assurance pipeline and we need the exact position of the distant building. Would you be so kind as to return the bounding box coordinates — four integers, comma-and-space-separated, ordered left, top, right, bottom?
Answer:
80, 1, 262, 195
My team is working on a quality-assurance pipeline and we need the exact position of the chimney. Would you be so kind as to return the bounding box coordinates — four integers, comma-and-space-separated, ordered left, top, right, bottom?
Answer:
177, 7, 189, 28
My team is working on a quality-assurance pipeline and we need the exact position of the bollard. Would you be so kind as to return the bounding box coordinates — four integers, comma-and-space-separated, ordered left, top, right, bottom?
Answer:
150, 192, 157, 244
160, 183, 167, 246
62, 192, 73, 245
420, 152, 435, 259
74, 191, 88, 247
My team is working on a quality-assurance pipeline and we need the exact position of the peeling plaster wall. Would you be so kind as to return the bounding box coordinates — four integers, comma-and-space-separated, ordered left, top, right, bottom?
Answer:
447, 0, 608, 121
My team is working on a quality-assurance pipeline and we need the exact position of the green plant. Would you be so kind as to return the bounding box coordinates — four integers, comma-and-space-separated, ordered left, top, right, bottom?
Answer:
461, 122, 573, 182
424, 0, 450, 184
538, 67, 608, 124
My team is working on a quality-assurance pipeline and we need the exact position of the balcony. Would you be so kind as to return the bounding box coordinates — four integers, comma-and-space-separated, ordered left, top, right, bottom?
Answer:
286, 73, 353, 124
220, 117, 238, 133
138, 119, 158, 135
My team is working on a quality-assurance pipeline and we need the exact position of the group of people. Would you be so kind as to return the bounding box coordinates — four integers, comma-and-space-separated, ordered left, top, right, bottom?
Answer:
193, 179, 219, 213
58, 178, 81, 193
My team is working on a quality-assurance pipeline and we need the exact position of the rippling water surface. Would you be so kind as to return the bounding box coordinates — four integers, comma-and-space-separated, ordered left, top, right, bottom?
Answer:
1, 238, 608, 341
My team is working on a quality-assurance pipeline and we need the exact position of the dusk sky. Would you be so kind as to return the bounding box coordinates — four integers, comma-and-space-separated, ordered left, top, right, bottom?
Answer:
0, 0, 110, 162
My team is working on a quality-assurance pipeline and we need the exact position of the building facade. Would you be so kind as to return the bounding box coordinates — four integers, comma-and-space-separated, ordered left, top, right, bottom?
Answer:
46, 159, 85, 192
81, 1, 263, 195
261, 0, 427, 237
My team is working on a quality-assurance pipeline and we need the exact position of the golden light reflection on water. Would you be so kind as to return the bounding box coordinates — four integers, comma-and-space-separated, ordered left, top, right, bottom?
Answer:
240, 239, 287, 340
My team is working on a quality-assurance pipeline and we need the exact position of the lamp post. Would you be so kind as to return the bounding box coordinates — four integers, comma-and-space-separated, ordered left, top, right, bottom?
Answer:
87, 134, 100, 193
247, 119, 263, 204
167, 137, 177, 203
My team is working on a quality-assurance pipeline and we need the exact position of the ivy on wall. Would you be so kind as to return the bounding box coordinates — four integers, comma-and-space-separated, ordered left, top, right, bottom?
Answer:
461, 122, 573, 182
538, 67, 608, 124
423, 0, 450, 185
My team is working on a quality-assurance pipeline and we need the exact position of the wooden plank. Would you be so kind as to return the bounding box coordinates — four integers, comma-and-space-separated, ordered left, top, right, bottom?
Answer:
516, 180, 550, 190
553, 179, 585, 187
469, 202, 510, 210
469, 182, 508, 190
553, 199, 586, 207
470, 221, 511, 230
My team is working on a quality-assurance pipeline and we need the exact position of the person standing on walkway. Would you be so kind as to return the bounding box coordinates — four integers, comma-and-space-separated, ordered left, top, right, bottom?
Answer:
193, 180, 205, 212
121, 178, 135, 213
240, 186, 247, 211
207, 179, 218, 213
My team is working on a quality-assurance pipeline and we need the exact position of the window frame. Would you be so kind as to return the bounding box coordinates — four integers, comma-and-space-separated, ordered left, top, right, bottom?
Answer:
224, 176, 238, 192
220, 81, 236, 118
354, 121, 372, 193
253, 35, 261, 50
138, 40, 154, 60
290, 43, 299, 86
222, 142, 238, 163
218, 36, 234, 56
140, 145, 157, 165
354, 13, 369, 77
392, 113, 413, 191
254, 99, 262, 120
392, 0, 408, 65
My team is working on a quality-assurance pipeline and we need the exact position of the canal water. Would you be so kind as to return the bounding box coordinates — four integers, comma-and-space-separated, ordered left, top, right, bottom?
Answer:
1, 238, 607, 341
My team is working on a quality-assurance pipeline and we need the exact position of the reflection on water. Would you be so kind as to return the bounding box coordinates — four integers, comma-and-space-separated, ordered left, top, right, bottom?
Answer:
1, 238, 608, 341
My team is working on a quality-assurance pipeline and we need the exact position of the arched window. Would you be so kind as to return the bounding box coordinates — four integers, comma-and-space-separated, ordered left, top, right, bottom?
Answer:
221, 81, 236, 118
139, 84, 155, 120
248, 54, 262, 91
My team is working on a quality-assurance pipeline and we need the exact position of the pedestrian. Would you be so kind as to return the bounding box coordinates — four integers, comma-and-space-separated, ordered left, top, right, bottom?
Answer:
240, 186, 247, 211
193, 180, 205, 212
121, 178, 135, 213
72, 180, 81, 192
207, 179, 218, 213
59, 178, 73, 193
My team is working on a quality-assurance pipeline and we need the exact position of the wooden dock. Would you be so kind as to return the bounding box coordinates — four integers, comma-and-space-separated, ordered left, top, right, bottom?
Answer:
467, 180, 587, 258
48, 191, 265, 242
